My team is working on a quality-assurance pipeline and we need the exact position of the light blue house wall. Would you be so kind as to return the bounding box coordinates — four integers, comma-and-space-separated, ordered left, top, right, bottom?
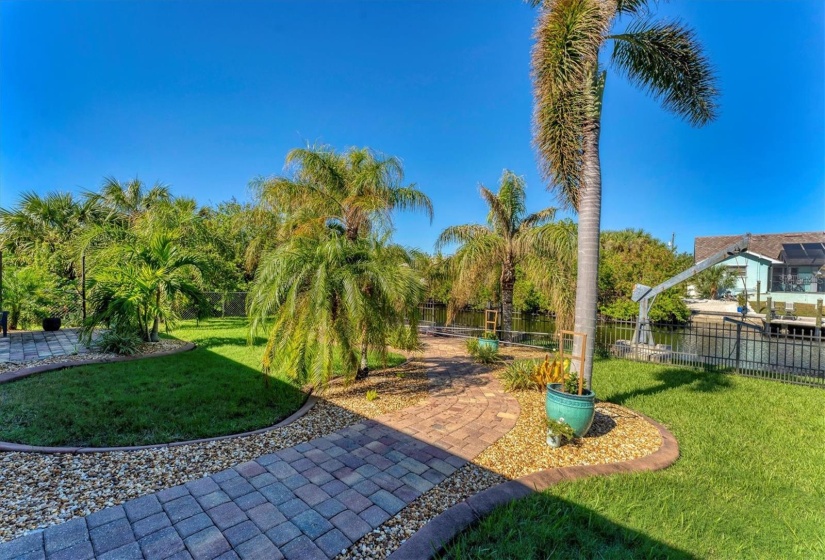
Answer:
720, 252, 824, 306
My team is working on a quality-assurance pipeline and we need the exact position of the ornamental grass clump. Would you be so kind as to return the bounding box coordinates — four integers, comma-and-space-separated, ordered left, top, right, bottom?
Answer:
466, 338, 500, 364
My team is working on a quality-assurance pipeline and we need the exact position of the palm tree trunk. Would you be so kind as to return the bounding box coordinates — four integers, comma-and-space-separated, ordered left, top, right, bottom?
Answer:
500, 260, 516, 337
573, 114, 603, 391
150, 289, 160, 342
356, 324, 369, 380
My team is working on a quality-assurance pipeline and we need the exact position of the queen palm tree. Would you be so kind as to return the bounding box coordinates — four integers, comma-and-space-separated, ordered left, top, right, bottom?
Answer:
253, 145, 433, 242
248, 230, 423, 387
531, 0, 719, 387
252, 145, 433, 378
436, 170, 570, 333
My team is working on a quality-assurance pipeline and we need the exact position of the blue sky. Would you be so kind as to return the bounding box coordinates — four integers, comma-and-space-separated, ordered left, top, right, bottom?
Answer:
1, 0, 823, 255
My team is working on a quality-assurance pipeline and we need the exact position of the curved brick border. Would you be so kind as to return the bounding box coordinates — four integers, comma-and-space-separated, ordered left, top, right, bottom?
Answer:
387, 412, 680, 560
0, 341, 198, 385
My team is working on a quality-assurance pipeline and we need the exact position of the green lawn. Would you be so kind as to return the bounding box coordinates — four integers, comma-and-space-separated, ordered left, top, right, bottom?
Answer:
0, 318, 404, 447
443, 360, 825, 559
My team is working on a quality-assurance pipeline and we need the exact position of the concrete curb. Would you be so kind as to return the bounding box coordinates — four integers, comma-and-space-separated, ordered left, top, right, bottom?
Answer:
387, 412, 680, 560
0, 341, 198, 385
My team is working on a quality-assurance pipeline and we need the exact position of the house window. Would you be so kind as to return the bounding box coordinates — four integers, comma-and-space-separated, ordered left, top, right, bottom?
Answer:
727, 265, 747, 279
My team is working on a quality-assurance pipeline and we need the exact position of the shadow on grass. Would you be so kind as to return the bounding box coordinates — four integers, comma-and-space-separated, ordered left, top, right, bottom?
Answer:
603, 361, 734, 407
442, 492, 697, 560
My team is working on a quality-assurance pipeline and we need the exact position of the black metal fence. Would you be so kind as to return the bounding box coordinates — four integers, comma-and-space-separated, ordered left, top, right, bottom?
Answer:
420, 308, 825, 388
179, 292, 248, 320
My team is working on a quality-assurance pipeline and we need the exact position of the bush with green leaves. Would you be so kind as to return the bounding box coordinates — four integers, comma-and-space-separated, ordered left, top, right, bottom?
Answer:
500, 359, 541, 391
95, 325, 143, 356
466, 337, 500, 364
481, 330, 499, 340
545, 417, 575, 440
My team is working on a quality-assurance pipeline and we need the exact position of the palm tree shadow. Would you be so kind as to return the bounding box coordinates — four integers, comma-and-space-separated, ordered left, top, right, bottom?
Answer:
603, 362, 734, 407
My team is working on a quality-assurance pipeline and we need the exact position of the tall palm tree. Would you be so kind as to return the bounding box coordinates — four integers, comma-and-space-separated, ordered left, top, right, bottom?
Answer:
248, 230, 423, 388
253, 145, 433, 378
436, 170, 567, 333
531, 0, 719, 387
253, 145, 433, 242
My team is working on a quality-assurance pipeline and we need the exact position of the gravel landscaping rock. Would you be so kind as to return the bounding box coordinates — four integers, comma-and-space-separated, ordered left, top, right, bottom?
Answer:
0, 357, 428, 544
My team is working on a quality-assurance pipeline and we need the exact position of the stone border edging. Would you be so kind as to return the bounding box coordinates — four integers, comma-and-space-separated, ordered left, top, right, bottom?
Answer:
387, 411, 680, 560
0, 341, 198, 385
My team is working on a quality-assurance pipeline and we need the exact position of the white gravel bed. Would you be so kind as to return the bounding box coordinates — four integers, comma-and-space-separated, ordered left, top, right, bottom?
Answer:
0, 358, 428, 543
0, 401, 362, 542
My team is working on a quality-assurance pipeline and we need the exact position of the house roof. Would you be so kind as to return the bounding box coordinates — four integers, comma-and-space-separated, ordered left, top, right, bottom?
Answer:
694, 232, 825, 263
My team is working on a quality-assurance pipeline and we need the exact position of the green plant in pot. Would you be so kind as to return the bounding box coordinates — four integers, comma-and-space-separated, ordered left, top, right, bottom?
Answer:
546, 368, 596, 438
545, 417, 575, 448
466, 337, 500, 364
478, 330, 499, 352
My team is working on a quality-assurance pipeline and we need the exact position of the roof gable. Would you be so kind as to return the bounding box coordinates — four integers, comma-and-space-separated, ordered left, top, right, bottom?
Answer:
694, 232, 825, 263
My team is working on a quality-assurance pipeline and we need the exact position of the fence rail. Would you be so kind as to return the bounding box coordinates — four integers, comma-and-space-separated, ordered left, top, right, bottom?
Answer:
420, 309, 825, 388
178, 292, 248, 320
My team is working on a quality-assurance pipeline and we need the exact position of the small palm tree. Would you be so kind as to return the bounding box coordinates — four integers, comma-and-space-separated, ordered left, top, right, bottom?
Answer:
86, 233, 205, 342
694, 265, 737, 300
252, 145, 433, 378
436, 170, 570, 333
531, 0, 719, 387
248, 231, 423, 388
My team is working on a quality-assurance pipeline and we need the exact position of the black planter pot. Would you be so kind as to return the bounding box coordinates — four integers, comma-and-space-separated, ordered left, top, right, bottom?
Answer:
42, 317, 62, 331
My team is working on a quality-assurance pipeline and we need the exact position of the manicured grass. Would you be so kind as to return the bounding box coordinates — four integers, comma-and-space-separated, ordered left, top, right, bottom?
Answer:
443, 359, 825, 559
0, 318, 404, 447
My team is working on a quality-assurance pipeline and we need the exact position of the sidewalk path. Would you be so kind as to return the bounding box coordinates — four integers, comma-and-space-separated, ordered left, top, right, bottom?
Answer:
0, 338, 518, 560
0, 329, 92, 363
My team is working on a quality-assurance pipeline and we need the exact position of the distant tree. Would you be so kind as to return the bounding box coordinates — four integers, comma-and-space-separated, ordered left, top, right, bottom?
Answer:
436, 170, 573, 332
694, 265, 737, 300
89, 177, 171, 226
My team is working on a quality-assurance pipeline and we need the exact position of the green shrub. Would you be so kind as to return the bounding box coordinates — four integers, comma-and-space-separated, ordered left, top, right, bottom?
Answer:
466, 337, 500, 364
481, 330, 499, 340
96, 327, 143, 356
564, 371, 580, 394
366, 390, 378, 401
500, 359, 541, 391
545, 417, 576, 440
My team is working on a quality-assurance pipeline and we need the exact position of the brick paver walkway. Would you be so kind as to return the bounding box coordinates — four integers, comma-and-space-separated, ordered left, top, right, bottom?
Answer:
0, 329, 94, 363
0, 337, 518, 560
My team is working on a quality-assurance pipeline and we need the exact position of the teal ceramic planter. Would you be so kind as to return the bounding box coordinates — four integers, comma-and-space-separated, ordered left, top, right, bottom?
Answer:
545, 383, 596, 437
478, 338, 499, 352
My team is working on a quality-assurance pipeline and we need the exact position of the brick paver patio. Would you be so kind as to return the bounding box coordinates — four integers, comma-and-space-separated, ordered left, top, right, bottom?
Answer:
0, 329, 94, 363
0, 337, 518, 560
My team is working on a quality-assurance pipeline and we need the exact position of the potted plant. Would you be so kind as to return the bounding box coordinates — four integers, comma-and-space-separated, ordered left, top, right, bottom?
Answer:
545, 417, 575, 448
478, 330, 499, 352
544, 358, 596, 438
42, 314, 62, 332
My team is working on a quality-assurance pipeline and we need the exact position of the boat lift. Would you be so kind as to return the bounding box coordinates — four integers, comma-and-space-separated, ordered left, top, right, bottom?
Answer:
631, 233, 751, 346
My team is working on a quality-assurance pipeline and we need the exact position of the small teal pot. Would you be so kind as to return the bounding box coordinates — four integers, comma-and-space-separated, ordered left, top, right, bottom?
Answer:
478, 338, 499, 352
545, 383, 596, 437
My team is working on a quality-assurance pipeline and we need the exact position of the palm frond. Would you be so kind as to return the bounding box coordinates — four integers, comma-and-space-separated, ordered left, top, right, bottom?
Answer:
610, 19, 719, 126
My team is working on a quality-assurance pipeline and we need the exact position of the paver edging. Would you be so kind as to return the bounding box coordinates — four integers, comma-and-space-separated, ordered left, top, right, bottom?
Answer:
0, 389, 318, 455
386, 411, 680, 560
0, 341, 198, 385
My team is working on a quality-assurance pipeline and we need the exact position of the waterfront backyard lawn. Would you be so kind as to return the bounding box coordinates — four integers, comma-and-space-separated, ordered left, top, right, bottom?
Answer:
444, 360, 825, 559
0, 318, 404, 448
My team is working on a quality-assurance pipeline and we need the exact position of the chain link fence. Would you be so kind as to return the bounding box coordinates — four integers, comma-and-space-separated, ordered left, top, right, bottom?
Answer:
178, 292, 248, 320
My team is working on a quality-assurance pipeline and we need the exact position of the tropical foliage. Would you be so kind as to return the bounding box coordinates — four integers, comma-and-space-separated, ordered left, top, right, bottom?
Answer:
436, 170, 576, 332
693, 265, 738, 300
531, 0, 719, 387
248, 145, 432, 383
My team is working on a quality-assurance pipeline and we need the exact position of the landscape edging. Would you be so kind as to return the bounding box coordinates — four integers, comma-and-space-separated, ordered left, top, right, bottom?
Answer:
386, 411, 680, 560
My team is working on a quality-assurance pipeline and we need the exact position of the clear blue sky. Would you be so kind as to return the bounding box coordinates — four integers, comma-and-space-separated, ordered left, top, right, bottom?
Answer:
2, 0, 823, 255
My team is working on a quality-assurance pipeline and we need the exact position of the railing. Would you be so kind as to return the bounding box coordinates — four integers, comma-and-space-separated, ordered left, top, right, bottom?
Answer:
178, 292, 248, 320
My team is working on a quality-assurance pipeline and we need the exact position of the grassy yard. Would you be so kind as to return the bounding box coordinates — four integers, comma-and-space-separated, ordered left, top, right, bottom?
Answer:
443, 360, 825, 559
0, 318, 404, 447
